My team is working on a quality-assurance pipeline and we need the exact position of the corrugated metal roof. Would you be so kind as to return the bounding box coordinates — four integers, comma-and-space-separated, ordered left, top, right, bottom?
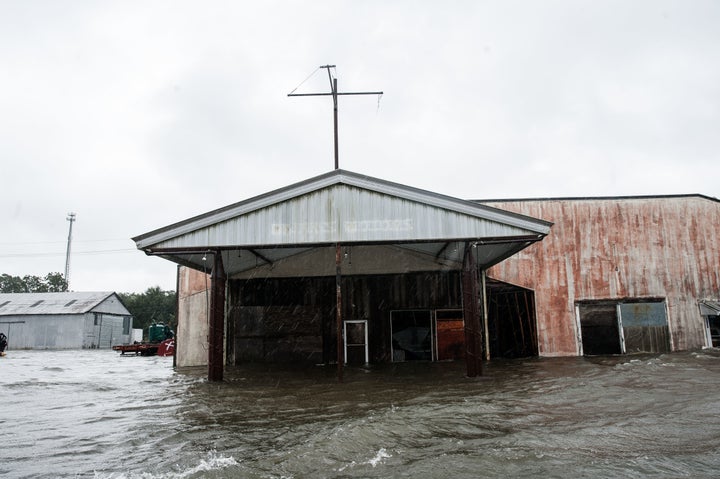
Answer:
0, 292, 117, 316
131, 169, 553, 277
134, 169, 552, 250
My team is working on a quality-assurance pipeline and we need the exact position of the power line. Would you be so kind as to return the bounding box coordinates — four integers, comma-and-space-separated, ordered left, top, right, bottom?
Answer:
0, 248, 137, 259
0, 238, 132, 245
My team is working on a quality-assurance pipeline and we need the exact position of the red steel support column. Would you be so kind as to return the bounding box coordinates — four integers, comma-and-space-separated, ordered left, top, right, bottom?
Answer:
208, 251, 226, 382
462, 243, 483, 377
336, 243, 344, 382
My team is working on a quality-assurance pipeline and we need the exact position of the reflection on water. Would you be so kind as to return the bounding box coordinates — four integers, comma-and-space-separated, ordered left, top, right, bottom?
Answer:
2, 349, 720, 478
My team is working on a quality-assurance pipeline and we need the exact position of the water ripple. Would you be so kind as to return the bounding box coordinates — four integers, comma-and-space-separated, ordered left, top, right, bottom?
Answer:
2, 350, 720, 478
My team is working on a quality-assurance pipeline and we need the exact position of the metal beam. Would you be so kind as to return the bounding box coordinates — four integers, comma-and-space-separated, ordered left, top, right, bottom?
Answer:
247, 248, 274, 266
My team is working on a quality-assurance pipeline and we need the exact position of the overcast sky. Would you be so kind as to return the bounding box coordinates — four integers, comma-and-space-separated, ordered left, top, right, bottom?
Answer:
2, 1, 719, 293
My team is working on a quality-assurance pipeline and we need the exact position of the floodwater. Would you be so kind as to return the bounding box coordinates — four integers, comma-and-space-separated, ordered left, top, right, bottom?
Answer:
3, 350, 720, 479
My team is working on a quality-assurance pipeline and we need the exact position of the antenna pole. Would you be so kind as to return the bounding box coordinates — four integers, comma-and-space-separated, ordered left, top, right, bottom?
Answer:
65, 212, 76, 289
288, 65, 382, 170
333, 77, 339, 169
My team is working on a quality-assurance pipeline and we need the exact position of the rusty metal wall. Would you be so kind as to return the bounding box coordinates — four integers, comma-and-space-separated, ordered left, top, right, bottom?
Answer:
484, 196, 720, 356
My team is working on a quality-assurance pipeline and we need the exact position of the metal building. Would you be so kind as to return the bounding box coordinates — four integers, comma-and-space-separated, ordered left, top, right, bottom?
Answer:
136, 171, 720, 380
484, 195, 720, 356
134, 169, 552, 380
0, 292, 133, 350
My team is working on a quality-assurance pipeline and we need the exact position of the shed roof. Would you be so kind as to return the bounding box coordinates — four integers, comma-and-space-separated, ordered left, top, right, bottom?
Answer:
134, 169, 552, 277
0, 292, 121, 316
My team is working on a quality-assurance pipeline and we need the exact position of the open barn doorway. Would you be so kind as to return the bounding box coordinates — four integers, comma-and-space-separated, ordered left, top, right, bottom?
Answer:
577, 302, 623, 355
485, 279, 538, 358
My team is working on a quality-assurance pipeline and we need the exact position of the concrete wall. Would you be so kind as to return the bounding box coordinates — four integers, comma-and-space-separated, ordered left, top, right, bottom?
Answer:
177, 266, 210, 367
485, 196, 720, 356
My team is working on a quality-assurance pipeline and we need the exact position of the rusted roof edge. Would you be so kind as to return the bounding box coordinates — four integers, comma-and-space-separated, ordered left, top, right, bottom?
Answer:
473, 193, 720, 204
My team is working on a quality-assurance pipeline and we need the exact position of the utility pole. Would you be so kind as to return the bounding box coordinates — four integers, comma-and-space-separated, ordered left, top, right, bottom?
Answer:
65, 212, 76, 290
288, 66, 382, 382
288, 65, 383, 170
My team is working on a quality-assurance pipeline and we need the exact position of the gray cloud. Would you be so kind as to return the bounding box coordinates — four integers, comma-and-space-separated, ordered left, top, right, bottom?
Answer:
1, 1, 718, 292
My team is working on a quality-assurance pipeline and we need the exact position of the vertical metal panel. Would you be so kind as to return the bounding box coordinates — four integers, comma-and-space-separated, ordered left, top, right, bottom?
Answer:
155, 185, 533, 249
620, 302, 666, 327
486, 196, 720, 355
620, 302, 670, 353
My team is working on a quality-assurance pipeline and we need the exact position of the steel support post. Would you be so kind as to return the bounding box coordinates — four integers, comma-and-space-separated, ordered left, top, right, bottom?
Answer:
462, 243, 483, 377
336, 243, 344, 382
208, 251, 226, 382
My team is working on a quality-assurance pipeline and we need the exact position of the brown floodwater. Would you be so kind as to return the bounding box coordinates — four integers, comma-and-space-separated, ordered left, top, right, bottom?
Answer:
2, 349, 720, 478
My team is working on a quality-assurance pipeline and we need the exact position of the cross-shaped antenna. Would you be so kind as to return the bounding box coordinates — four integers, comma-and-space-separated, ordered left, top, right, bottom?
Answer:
288, 65, 383, 170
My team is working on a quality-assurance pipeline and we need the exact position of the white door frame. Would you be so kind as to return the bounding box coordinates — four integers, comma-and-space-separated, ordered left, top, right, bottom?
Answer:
344, 320, 369, 365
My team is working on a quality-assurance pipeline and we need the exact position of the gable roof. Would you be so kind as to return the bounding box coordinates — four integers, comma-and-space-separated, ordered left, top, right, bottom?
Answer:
133, 169, 552, 276
0, 292, 122, 316
135, 169, 551, 249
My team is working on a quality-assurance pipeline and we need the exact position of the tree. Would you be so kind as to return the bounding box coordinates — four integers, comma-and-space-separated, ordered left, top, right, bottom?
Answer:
0, 273, 68, 293
45, 272, 68, 292
119, 287, 176, 337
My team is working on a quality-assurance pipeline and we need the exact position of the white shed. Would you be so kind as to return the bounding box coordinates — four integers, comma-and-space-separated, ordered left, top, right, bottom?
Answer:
0, 292, 133, 350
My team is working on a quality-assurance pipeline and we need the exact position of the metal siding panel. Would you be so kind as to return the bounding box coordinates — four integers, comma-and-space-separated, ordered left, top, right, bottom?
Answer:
620, 302, 667, 327
487, 196, 720, 356
2, 315, 85, 349
135, 170, 551, 249
154, 185, 533, 248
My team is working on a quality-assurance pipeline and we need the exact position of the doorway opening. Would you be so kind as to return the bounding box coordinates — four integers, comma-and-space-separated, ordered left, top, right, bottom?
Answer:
578, 302, 623, 355
577, 299, 669, 355
699, 300, 720, 348
390, 310, 432, 361
708, 316, 720, 348
435, 309, 464, 361
344, 320, 368, 365
486, 279, 538, 358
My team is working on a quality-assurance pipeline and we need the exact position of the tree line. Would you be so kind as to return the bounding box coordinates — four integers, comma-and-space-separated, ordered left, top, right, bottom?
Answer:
118, 287, 176, 334
0, 272, 68, 293
1, 273, 176, 335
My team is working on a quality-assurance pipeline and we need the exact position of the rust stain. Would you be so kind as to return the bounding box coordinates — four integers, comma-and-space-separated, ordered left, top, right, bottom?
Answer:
486, 196, 720, 355
178, 266, 210, 299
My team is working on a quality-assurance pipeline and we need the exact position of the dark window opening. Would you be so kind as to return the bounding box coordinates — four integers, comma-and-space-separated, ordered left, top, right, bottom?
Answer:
391, 310, 432, 361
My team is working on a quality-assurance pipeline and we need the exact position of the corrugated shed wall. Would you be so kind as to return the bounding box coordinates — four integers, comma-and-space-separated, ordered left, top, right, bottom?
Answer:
485, 196, 720, 355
